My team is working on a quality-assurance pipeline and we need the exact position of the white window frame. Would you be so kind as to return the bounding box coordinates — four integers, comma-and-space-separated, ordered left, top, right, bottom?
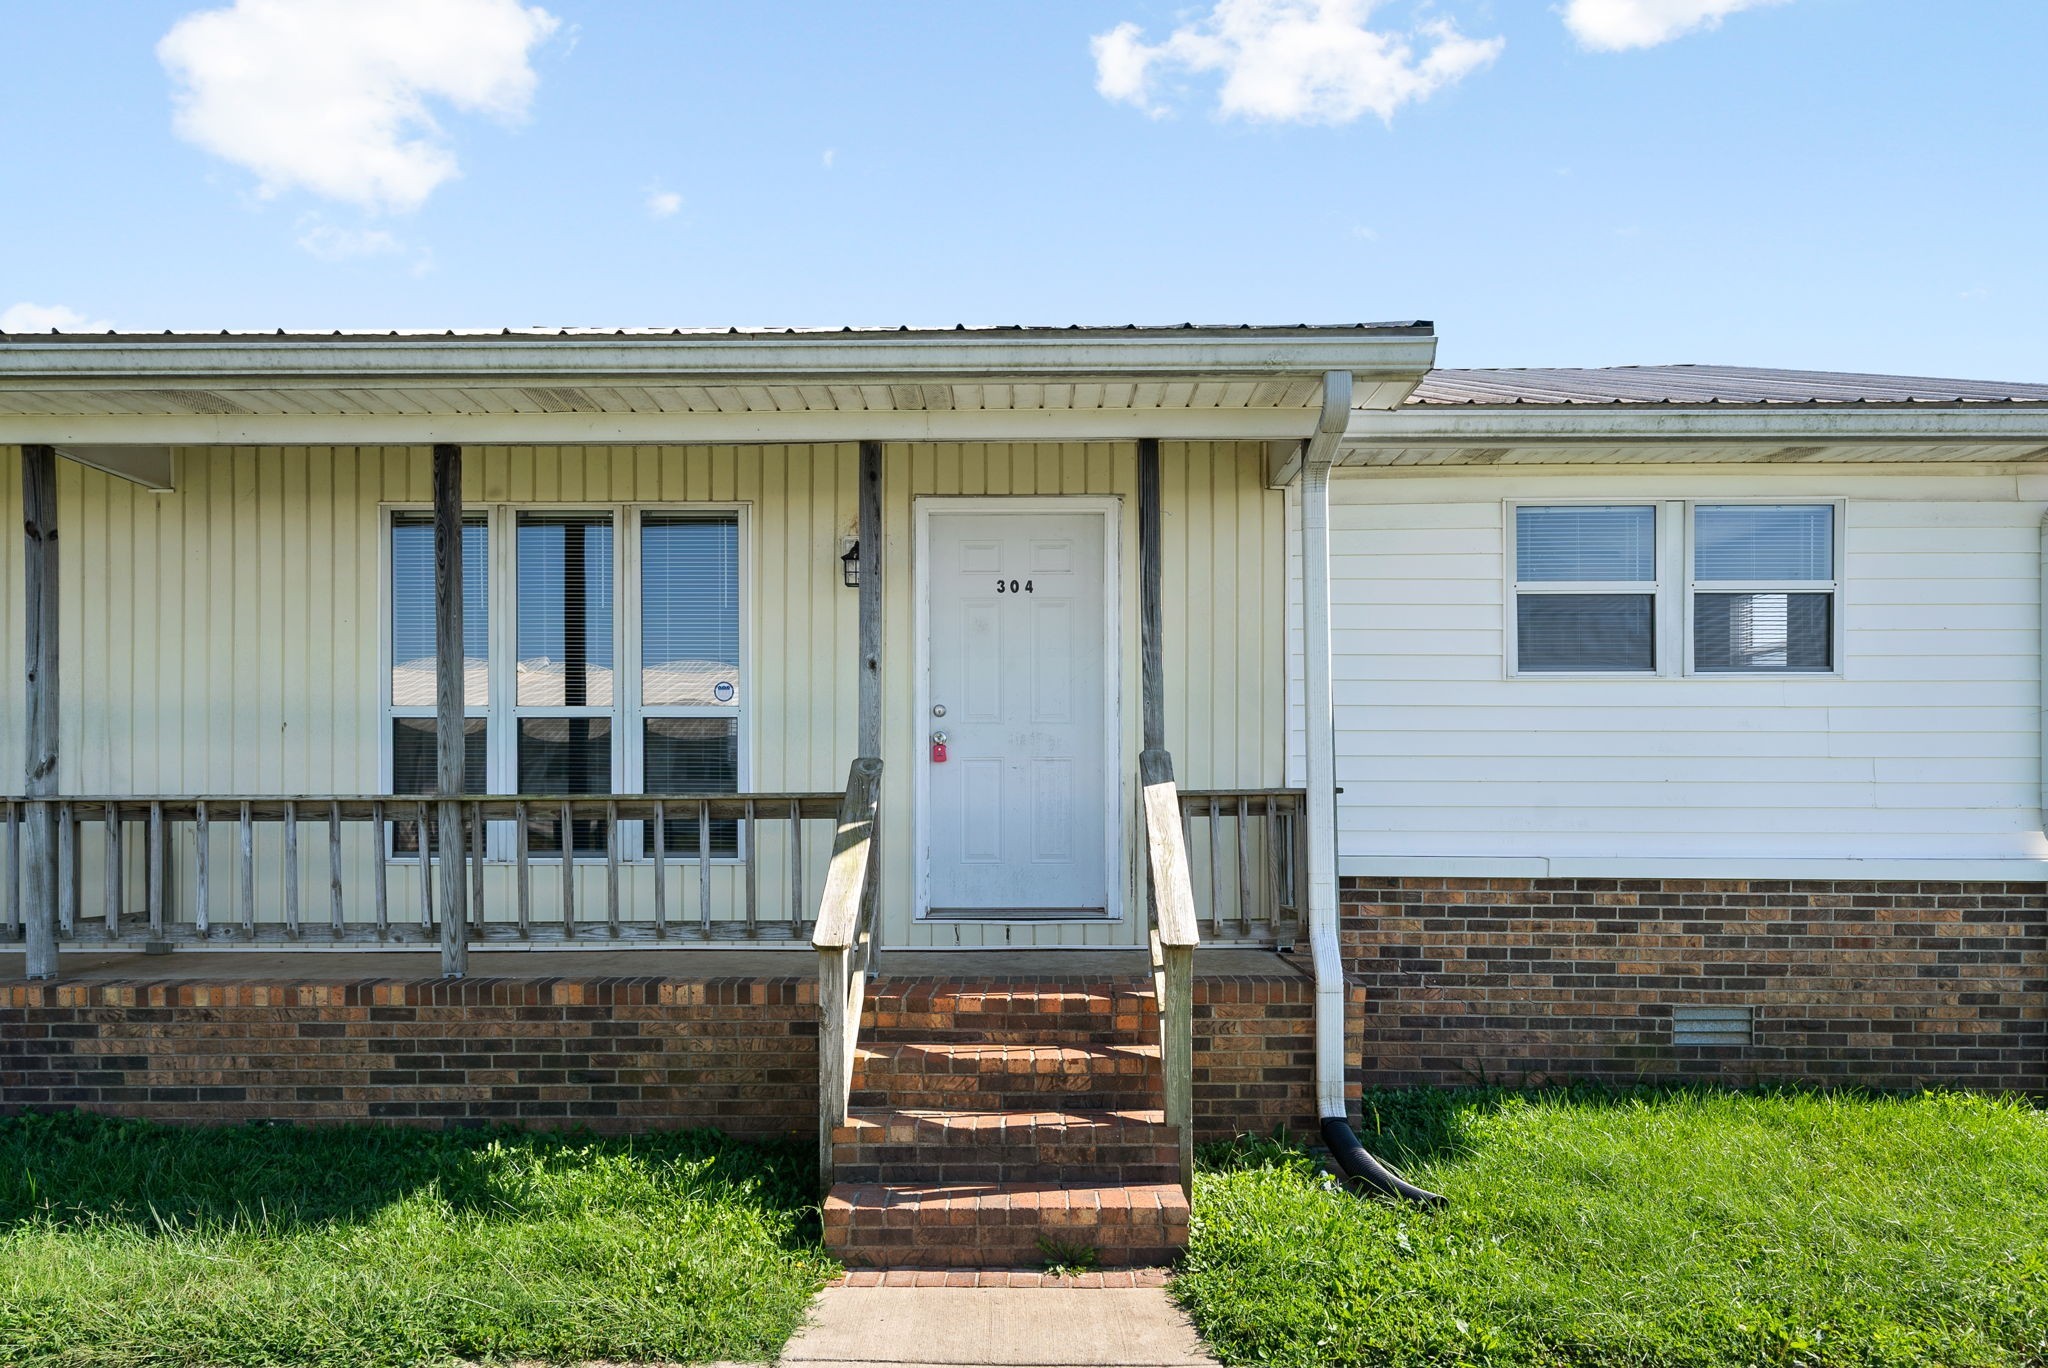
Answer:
1682, 498, 1844, 678
380, 501, 752, 863
1504, 497, 1845, 680
1504, 499, 1665, 678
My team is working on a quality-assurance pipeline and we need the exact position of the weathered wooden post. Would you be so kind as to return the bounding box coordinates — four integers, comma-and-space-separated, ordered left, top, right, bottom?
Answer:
1138, 436, 1165, 753
856, 440, 883, 758
21, 444, 59, 979
433, 443, 468, 978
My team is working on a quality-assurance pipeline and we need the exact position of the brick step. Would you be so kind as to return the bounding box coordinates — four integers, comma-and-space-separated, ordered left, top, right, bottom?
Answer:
832, 1108, 1181, 1186
850, 1041, 1164, 1111
824, 1181, 1189, 1270
863, 982, 1158, 1048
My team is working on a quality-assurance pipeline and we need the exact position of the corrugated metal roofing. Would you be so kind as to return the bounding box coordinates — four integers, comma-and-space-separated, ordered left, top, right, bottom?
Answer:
1408, 365, 2048, 407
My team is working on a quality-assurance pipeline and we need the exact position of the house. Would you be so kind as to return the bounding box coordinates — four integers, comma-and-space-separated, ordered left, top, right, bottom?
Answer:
3, 325, 2045, 1267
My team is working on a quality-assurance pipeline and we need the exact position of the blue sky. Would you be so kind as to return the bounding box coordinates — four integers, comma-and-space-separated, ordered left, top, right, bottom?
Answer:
3, 0, 2044, 377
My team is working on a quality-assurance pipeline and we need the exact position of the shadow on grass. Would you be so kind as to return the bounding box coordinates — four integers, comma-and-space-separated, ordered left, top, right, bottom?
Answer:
0, 1110, 822, 1245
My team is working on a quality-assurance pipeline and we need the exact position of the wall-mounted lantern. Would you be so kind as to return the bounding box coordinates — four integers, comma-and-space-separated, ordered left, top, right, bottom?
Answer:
841, 540, 862, 589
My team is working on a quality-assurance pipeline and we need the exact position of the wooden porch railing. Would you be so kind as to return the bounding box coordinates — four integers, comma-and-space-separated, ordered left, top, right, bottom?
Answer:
0, 792, 844, 949
813, 757, 884, 1187
1139, 748, 1199, 1194
1176, 788, 1306, 944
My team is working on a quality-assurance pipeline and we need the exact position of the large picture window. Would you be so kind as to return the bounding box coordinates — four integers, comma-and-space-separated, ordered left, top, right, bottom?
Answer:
384, 505, 746, 859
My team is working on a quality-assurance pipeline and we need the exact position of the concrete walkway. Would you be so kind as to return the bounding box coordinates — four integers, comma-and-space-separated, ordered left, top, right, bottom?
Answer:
779, 1286, 1220, 1368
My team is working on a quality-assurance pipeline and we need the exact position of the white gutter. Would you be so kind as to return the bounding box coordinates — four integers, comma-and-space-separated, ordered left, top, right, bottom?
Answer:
2039, 510, 2048, 836
1299, 369, 1353, 1118
1344, 404, 2048, 451
0, 330, 1438, 390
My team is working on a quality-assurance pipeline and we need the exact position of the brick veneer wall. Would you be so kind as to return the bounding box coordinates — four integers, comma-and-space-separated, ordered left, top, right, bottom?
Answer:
0, 974, 819, 1135
1191, 964, 1365, 1142
1344, 877, 2048, 1093
2, 964, 1354, 1141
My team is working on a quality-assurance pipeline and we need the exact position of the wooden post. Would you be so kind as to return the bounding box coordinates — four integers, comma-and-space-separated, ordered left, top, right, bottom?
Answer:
1138, 437, 1165, 753
433, 442, 468, 978
21, 444, 59, 979
856, 441, 883, 758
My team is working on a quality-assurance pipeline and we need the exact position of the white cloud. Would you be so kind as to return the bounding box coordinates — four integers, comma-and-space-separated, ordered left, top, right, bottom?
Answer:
1562, 0, 1789, 52
646, 189, 683, 218
821, 148, 837, 169
1, 302, 114, 333
1091, 0, 1502, 124
295, 219, 403, 260
158, 0, 559, 213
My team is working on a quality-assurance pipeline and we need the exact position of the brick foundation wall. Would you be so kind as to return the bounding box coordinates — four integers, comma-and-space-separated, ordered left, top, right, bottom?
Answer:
0, 974, 819, 1136
1344, 877, 2048, 1093
1191, 964, 1364, 1142
2, 964, 1351, 1141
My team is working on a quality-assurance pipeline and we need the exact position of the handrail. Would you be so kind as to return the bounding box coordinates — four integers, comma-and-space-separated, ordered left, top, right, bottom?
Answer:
813, 756, 884, 1187
0, 791, 842, 969
1176, 787, 1307, 942
1139, 747, 1199, 1192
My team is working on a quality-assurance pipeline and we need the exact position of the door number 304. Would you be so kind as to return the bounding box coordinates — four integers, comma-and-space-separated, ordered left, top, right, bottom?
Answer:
995, 579, 1033, 594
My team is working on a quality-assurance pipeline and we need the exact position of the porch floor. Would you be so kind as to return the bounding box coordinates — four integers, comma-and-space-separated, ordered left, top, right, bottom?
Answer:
0, 946, 1305, 984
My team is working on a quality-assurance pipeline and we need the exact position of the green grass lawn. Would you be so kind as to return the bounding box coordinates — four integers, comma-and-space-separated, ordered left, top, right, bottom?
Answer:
0, 1112, 837, 1367
1178, 1087, 2048, 1368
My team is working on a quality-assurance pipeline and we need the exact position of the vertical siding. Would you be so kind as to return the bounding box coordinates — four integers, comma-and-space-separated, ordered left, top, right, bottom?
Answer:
1302, 470, 2048, 873
17, 440, 1283, 950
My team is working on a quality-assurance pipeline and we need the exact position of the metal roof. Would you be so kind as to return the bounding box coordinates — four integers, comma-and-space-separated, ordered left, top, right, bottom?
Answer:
1408, 365, 2048, 408
0, 322, 1433, 343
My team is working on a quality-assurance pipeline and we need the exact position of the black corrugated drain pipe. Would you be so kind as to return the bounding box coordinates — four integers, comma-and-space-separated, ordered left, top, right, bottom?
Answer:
1320, 1115, 1447, 1207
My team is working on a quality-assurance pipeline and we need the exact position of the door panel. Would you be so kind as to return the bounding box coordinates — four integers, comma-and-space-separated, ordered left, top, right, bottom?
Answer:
925, 509, 1109, 916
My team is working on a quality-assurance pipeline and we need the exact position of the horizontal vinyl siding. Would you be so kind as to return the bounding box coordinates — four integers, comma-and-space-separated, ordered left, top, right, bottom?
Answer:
1307, 471, 2048, 872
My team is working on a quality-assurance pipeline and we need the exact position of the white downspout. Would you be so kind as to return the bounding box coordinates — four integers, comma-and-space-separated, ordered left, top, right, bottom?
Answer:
1301, 369, 1353, 1118
2038, 510, 2047, 836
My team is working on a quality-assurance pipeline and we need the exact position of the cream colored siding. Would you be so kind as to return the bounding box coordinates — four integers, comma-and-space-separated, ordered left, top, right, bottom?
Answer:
6, 440, 1284, 948
1302, 470, 2048, 877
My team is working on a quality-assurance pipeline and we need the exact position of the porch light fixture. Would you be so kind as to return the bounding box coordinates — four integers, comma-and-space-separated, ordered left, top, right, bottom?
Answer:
841, 540, 861, 588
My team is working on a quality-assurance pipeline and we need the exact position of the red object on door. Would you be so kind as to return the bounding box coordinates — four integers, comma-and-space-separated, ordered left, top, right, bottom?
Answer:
931, 741, 948, 763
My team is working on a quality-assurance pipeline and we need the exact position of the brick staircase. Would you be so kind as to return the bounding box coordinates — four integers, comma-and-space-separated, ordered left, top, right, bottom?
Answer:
823, 976, 1190, 1269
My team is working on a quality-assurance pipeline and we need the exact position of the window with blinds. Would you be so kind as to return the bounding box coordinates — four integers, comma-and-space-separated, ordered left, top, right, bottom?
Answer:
390, 513, 487, 707
516, 513, 617, 854
1691, 505, 1836, 672
384, 504, 748, 863
641, 514, 742, 857
1512, 505, 1658, 673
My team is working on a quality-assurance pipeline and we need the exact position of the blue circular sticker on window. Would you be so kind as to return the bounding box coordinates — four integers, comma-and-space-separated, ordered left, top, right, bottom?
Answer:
713, 680, 735, 703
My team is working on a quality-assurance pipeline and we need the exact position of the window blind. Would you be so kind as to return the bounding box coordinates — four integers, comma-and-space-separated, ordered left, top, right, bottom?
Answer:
641, 515, 740, 707
1694, 505, 1833, 582
517, 514, 616, 707
644, 716, 740, 857
390, 514, 487, 707
1695, 592, 1832, 671
1516, 505, 1655, 582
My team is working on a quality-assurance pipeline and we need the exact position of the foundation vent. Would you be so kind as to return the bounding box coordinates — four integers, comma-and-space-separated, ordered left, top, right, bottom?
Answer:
1670, 1005, 1753, 1048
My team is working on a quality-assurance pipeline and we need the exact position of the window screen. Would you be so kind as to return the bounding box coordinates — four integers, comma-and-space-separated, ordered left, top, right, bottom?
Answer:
518, 716, 613, 855
517, 514, 616, 706
1514, 505, 1657, 673
644, 717, 740, 857
389, 717, 486, 854
1692, 505, 1834, 673
642, 515, 740, 707
391, 514, 487, 707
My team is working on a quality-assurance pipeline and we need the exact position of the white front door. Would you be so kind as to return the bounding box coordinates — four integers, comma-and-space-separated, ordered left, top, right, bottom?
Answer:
919, 504, 1115, 918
